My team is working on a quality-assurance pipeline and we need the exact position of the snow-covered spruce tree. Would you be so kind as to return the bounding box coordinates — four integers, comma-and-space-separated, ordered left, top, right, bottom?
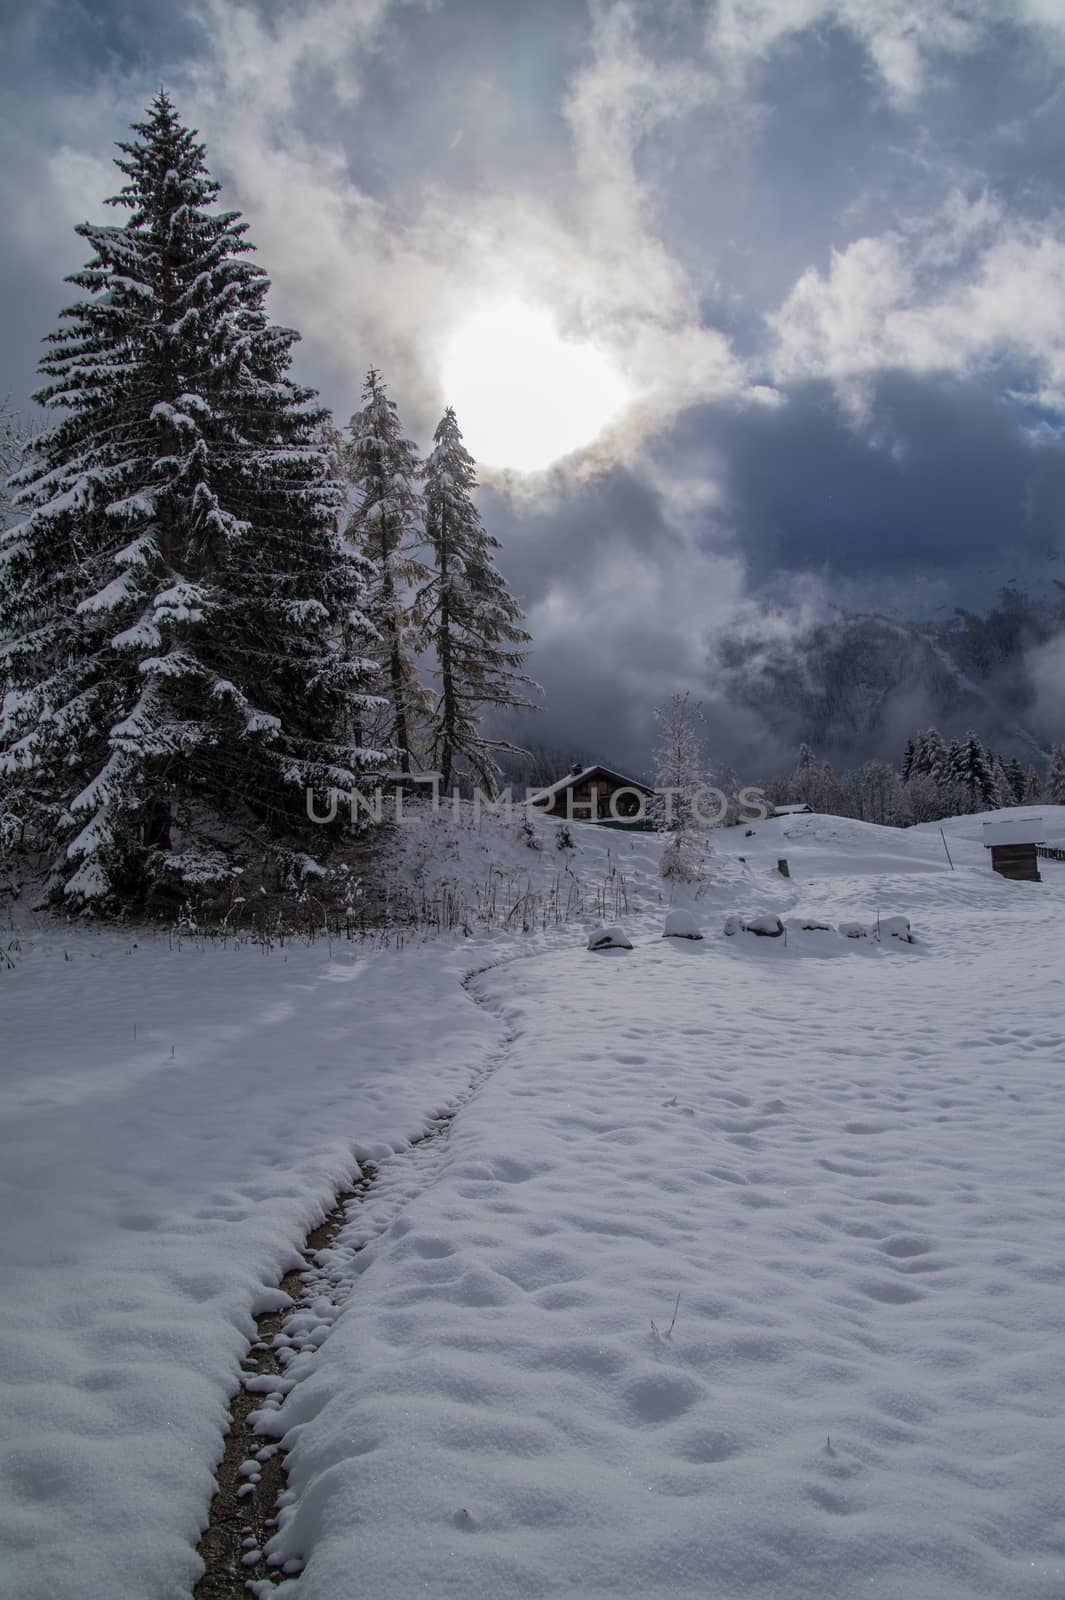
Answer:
939, 738, 961, 809
419, 407, 540, 794
1047, 744, 1065, 805
950, 732, 997, 814
910, 727, 949, 792
652, 691, 709, 880
1022, 763, 1042, 805
343, 369, 429, 770
0, 406, 39, 858
0, 94, 383, 908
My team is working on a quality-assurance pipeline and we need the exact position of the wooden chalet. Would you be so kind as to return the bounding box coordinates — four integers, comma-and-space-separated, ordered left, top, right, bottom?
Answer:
528, 763, 655, 827
982, 817, 1045, 882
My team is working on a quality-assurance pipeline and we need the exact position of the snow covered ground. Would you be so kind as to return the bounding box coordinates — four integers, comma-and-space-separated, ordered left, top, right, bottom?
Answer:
2, 806, 1064, 1598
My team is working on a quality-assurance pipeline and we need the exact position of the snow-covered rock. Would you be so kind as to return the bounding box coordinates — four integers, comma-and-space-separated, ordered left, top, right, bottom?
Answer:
880, 914, 914, 942
839, 920, 873, 940
663, 908, 703, 940
724, 913, 785, 938
587, 924, 633, 951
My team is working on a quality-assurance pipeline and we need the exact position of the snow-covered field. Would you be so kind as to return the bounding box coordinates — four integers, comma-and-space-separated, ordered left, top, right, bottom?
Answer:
2, 807, 1064, 1598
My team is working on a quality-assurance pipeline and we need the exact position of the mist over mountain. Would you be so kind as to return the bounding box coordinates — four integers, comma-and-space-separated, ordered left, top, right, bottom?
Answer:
709, 585, 1065, 779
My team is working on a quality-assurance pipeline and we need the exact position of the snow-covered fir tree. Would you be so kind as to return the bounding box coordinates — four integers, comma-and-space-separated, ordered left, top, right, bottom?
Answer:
653, 691, 709, 880
419, 407, 540, 793
343, 370, 429, 770
0, 94, 383, 907
951, 732, 997, 813
901, 735, 916, 782
0, 407, 37, 859
1047, 744, 1065, 805
0, 404, 32, 537
910, 728, 949, 791
943, 739, 967, 811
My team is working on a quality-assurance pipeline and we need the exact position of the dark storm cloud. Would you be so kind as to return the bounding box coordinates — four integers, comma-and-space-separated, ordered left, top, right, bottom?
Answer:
667, 374, 1065, 604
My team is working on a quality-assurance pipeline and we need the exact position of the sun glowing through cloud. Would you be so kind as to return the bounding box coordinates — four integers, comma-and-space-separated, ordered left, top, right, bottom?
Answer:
439, 299, 634, 473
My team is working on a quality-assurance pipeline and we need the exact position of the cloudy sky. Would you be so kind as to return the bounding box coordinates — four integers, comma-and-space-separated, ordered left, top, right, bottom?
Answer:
4, 0, 1065, 773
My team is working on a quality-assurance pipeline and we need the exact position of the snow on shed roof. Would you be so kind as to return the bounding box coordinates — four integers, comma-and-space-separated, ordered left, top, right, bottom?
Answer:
527, 765, 655, 805
771, 802, 813, 816
982, 817, 1046, 847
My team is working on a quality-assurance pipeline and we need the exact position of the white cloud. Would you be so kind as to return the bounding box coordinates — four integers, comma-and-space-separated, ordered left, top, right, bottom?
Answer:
767, 192, 1065, 413
45, 0, 749, 477
14, 0, 1065, 460
707, 0, 1065, 105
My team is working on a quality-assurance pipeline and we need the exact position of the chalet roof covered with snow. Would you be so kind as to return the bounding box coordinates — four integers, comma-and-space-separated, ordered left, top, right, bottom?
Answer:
527, 764, 655, 805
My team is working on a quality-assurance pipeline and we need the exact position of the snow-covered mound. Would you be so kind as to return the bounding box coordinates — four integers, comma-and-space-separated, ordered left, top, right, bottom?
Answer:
725, 911, 785, 937
587, 923, 633, 951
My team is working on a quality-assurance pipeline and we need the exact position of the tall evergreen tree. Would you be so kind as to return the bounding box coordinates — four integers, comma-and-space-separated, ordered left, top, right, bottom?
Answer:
420, 407, 540, 793
911, 727, 948, 789
0, 94, 382, 906
953, 731, 997, 812
901, 735, 916, 782
944, 738, 968, 811
343, 370, 429, 770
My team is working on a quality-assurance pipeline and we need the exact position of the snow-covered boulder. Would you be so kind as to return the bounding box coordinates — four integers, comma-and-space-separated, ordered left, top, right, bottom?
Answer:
724, 913, 785, 938
799, 920, 834, 933
880, 915, 914, 943
663, 909, 703, 940
587, 924, 633, 951
839, 921, 873, 940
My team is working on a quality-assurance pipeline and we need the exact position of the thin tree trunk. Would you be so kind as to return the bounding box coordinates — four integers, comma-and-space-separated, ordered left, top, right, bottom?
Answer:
438, 526, 454, 792
378, 530, 411, 771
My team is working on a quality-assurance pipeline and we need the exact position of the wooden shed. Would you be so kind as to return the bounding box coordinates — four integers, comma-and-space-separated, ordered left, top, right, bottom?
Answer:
982, 817, 1045, 882
769, 801, 813, 818
528, 763, 655, 827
